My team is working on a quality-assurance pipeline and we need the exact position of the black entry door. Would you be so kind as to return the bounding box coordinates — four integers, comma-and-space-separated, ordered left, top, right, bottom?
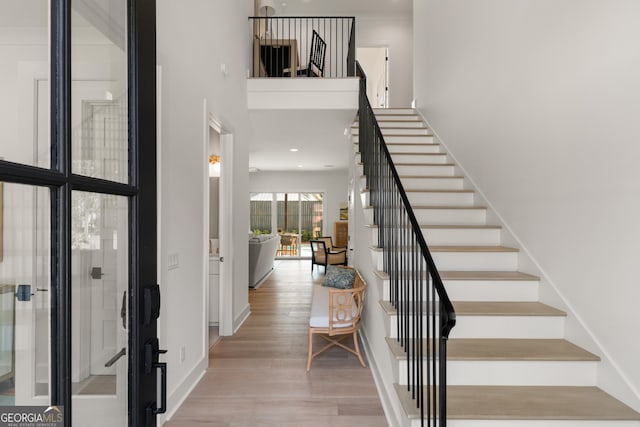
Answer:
0, 0, 160, 426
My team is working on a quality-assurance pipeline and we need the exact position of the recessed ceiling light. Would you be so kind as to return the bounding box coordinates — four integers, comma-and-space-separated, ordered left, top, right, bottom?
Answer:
289, 148, 299, 152
297, 165, 303, 168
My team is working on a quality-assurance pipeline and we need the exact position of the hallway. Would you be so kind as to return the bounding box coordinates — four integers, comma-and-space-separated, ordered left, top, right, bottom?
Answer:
165, 260, 387, 426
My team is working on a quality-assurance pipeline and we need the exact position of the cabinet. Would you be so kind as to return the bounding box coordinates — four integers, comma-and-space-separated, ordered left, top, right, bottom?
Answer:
208, 257, 220, 325
334, 221, 348, 248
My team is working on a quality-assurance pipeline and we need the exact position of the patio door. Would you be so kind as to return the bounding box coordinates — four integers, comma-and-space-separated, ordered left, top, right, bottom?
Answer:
0, 1, 161, 426
249, 192, 323, 258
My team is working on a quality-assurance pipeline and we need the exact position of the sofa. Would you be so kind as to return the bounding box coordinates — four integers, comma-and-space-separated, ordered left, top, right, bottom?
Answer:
248, 234, 280, 288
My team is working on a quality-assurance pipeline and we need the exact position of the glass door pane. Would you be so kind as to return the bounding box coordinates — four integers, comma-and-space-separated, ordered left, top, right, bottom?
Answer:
276, 193, 300, 257
71, 191, 128, 426
300, 193, 323, 258
71, 0, 128, 184
2, 183, 50, 406
249, 193, 273, 235
0, 1, 50, 168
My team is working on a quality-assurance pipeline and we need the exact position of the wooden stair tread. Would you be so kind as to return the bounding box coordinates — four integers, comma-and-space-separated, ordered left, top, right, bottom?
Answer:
389, 152, 445, 156
421, 224, 500, 229
380, 133, 431, 137
380, 300, 565, 318
440, 271, 539, 281
370, 224, 500, 230
405, 189, 473, 193
430, 245, 518, 253
406, 205, 487, 210
385, 337, 598, 361
399, 175, 464, 179
395, 162, 455, 166
386, 142, 439, 146
453, 301, 565, 317
448, 386, 640, 420
448, 339, 599, 361
396, 385, 640, 420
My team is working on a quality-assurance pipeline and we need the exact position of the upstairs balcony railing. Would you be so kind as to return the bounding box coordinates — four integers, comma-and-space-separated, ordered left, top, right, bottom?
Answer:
248, 16, 356, 78
357, 61, 456, 426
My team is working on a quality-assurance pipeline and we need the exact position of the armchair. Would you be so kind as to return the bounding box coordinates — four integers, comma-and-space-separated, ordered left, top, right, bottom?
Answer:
310, 239, 347, 272
283, 30, 326, 77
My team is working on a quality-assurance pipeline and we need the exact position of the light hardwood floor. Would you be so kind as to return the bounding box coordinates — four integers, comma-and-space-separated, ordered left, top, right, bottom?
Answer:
165, 260, 387, 427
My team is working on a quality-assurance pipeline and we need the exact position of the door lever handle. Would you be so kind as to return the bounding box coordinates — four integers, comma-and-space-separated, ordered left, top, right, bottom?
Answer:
105, 347, 126, 367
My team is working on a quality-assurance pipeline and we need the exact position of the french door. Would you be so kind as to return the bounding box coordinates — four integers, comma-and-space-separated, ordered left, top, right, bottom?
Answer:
0, 1, 161, 426
249, 192, 323, 258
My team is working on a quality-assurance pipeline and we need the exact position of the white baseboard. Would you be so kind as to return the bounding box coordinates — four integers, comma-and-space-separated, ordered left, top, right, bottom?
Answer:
160, 354, 208, 424
360, 328, 403, 427
234, 303, 251, 334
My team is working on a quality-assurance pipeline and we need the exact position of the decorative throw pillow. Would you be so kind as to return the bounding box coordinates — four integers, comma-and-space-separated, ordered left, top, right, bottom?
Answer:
322, 266, 355, 289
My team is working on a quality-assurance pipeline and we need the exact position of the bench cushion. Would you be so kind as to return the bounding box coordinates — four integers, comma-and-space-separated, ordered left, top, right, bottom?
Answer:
309, 284, 356, 328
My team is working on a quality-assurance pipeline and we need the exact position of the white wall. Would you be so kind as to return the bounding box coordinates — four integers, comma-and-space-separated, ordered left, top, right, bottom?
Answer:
358, 16, 413, 108
414, 0, 640, 410
156, 0, 253, 420
248, 170, 349, 238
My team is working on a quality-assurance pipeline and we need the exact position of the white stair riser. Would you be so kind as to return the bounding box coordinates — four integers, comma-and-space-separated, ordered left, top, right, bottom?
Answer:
395, 164, 456, 176
443, 280, 540, 302
376, 115, 421, 121
363, 207, 373, 224
361, 191, 370, 208
413, 208, 487, 225
398, 360, 597, 387
407, 191, 474, 206
391, 153, 449, 164
366, 226, 379, 246
377, 121, 427, 128
423, 227, 501, 246
387, 144, 442, 154
373, 108, 416, 115
354, 135, 435, 144
387, 315, 563, 340
378, 276, 539, 302
432, 251, 518, 271
444, 421, 640, 427
450, 316, 565, 339
353, 127, 431, 136
401, 177, 465, 190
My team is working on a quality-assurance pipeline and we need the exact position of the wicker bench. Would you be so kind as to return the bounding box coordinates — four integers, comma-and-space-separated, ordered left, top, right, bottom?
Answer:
307, 267, 367, 371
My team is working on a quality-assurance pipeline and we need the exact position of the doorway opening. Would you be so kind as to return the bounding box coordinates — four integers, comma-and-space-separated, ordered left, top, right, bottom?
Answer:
356, 47, 389, 108
207, 126, 221, 343
249, 192, 324, 259
206, 112, 234, 337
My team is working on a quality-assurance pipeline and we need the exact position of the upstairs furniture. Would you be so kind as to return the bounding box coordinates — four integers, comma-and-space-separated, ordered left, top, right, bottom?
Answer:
310, 238, 347, 272
278, 233, 299, 256
283, 30, 326, 77
253, 37, 299, 77
307, 267, 366, 371
248, 234, 280, 288
334, 221, 348, 248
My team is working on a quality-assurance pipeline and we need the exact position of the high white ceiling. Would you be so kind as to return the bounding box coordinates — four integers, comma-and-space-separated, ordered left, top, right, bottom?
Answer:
276, 0, 412, 17
248, 109, 357, 172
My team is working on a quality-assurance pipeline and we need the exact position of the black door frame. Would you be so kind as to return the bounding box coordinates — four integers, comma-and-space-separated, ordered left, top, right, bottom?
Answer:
0, 0, 159, 426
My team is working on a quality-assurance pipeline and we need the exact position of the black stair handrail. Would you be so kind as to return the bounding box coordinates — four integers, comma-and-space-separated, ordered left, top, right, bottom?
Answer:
356, 61, 456, 426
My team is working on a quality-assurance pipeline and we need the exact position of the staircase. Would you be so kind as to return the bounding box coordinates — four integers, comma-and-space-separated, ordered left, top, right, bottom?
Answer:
352, 108, 640, 427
